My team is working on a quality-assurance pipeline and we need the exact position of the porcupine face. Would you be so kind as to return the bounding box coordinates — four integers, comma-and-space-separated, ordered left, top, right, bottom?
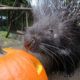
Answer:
24, 15, 64, 52
24, 13, 80, 74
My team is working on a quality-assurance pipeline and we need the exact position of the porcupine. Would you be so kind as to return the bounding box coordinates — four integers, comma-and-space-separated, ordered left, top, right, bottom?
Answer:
24, 0, 80, 79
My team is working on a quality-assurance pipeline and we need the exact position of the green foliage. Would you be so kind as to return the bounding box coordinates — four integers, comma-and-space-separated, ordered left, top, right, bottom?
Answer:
0, 0, 15, 6
0, 0, 32, 31
0, 0, 31, 6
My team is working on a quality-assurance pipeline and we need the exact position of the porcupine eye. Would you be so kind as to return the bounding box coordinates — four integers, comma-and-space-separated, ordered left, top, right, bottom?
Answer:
49, 29, 54, 33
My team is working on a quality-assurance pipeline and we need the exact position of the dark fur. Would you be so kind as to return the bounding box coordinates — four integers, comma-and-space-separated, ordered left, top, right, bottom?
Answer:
24, 0, 80, 76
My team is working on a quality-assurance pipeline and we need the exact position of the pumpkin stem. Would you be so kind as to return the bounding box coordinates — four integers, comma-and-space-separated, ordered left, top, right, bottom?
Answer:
0, 47, 5, 54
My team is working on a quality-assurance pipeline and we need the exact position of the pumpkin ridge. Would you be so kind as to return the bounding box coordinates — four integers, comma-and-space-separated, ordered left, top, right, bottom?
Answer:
13, 56, 30, 80
14, 53, 37, 80
14, 56, 30, 80
3, 57, 14, 80
12, 53, 38, 80
7, 57, 21, 80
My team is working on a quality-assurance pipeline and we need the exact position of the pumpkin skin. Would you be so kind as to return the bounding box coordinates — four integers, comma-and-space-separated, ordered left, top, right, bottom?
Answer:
0, 48, 48, 80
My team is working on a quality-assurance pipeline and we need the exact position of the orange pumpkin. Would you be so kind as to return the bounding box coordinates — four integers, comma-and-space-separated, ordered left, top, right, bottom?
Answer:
0, 48, 48, 80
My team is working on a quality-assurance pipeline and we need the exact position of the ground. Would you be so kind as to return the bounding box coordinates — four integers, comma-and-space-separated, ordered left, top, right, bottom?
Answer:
0, 31, 24, 49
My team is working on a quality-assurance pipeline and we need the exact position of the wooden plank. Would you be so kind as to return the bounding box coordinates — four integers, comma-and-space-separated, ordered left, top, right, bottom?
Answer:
16, 30, 24, 35
0, 7, 32, 11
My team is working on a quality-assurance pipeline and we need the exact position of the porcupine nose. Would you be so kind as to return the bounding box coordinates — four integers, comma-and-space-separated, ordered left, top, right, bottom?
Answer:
24, 34, 33, 49
24, 33, 40, 51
